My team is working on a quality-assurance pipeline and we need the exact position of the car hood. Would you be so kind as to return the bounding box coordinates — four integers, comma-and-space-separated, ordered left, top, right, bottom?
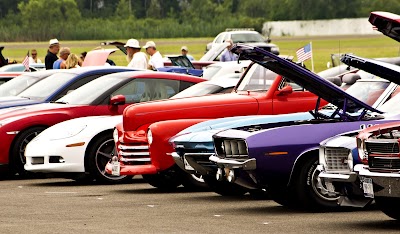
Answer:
341, 54, 400, 85
369, 11, 400, 43
231, 44, 379, 114
0, 96, 42, 108
199, 43, 229, 61
82, 49, 117, 67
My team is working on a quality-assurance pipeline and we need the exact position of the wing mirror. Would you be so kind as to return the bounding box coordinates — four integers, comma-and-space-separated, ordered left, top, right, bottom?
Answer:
277, 86, 293, 96
110, 95, 126, 106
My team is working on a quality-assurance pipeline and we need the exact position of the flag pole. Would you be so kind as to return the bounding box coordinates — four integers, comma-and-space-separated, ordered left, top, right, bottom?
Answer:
310, 42, 314, 72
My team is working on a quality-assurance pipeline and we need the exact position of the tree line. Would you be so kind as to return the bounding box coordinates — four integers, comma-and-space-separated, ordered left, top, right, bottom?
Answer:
0, 0, 399, 41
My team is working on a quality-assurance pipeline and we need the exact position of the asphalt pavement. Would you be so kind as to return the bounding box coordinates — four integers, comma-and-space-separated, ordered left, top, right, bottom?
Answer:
0, 177, 399, 234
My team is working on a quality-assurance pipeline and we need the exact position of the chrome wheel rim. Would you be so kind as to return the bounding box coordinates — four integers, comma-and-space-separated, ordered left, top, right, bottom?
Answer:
95, 138, 127, 180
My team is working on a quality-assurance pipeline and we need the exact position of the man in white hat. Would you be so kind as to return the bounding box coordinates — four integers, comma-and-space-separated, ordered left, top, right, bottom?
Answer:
45, 38, 60, 69
124, 39, 148, 69
143, 41, 164, 70
181, 46, 194, 61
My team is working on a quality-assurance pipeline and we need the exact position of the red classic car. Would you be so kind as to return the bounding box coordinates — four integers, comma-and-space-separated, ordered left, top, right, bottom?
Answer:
0, 70, 205, 176
105, 60, 329, 189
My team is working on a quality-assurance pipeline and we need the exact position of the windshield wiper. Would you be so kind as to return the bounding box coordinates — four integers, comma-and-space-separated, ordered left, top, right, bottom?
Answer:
52, 101, 68, 104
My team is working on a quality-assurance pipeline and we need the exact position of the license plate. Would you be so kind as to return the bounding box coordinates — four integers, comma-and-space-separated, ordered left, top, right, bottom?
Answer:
362, 177, 374, 198
183, 156, 194, 171
111, 161, 120, 176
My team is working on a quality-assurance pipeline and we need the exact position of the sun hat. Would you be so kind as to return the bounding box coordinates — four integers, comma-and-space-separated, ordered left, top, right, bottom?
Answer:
143, 41, 156, 49
49, 38, 59, 45
181, 46, 188, 51
124, 39, 141, 48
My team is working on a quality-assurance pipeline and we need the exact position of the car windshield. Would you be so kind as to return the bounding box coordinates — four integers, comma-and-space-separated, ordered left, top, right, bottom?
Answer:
236, 63, 276, 92
203, 66, 222, 80
17, 73, 77, 101
231, 33, 265, 43
0, 73, 44, 97
0, 64, 23, 72
171, 83, 224, 99
344, 80, 390, 106
56, 75, 124, 105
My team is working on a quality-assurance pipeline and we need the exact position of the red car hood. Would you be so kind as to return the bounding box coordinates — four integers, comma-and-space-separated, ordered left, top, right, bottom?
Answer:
123, 93, 259, 131
82, 49, 117, 67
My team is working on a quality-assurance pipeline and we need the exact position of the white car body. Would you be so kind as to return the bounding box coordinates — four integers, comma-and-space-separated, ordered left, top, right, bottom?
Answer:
24, 115, 121, 173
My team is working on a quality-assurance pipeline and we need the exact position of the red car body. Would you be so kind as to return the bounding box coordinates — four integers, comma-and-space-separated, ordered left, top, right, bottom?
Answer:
0, 71, 205, 173
106, 61, 327, 178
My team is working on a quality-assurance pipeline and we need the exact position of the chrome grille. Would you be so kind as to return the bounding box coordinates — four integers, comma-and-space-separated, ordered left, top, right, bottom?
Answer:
324, 147, 350, 172
369, 157, 400, 170
118, 143, 150, 165
215, 138, 248, 158
366, 141, 400, 154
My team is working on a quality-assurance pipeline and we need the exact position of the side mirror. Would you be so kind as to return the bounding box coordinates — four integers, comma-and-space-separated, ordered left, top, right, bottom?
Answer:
110, 95, 126, 106
277, 86, 293, 96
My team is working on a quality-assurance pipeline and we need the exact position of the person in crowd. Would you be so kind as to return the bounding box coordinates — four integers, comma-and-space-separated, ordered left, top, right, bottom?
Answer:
221, 39, 238, 62
143, 41, 164, 70
65, 53, 80, 69
79, 51, 87, 65
124, 39, 148, 69
181, 46, 194, 61
45, 38, 60, 69
53, 47, 70, 69
29, 49, 42, 63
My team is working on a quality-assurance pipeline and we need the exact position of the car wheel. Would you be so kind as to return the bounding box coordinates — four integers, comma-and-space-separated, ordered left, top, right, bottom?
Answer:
294, 156, 340, 210
203, 175, 248, 196
86, 133, 132, 184
10, 126, 47, 176
142, 165, 183, 191
375, 197, 400, 220
181, 172, 209, 191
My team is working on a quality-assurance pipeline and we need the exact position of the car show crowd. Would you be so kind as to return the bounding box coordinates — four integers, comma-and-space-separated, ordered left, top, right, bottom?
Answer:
1, 11, 400, 223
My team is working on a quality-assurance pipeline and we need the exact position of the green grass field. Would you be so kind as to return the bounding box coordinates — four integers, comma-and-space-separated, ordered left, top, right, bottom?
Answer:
2, 35, 399, 72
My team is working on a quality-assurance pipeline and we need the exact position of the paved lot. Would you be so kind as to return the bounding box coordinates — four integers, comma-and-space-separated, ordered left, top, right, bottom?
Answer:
0, 177, 399, 234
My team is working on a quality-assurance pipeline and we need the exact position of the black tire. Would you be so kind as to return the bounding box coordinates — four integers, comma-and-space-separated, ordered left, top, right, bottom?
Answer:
375, 197, 400, 220
293, 157, 340, 210
142, 165, 183, 191
203, 175, 248, 196
10, 126, 47, 176
181, 172, 210, 191
85, 133, 132, 184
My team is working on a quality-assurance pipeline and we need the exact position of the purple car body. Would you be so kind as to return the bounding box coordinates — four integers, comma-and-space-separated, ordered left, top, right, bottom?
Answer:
209, 45, 400, 211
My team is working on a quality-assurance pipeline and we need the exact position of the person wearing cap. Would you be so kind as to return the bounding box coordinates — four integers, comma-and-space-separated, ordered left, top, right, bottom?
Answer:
220, 39, 238, 62
143, 41, 164, 70
53, 47, 71, 69
124, 39, 148, 69
45, 38, 60, 69
181, 46, 194, 61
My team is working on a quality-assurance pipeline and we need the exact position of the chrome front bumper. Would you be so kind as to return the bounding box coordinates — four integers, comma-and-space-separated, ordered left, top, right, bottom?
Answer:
209, 155, 256, 170
317, 165, 358, 182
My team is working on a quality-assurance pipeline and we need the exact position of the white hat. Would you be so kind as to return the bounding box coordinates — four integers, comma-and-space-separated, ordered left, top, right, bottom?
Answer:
143, 41, 156, 49
181, 46, 188, 51
124, 39, 141, 48
49, 38, 59, 45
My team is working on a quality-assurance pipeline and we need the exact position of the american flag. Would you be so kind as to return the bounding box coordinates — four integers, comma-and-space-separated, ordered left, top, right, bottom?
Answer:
296, 43, 312, 63
22, 50, 29, 71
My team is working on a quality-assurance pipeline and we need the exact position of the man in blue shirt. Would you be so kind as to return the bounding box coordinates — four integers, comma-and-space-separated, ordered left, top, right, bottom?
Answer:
221, 39, 238, 62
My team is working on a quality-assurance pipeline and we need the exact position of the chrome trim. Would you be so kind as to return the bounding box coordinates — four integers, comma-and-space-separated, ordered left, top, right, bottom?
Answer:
355, 164, 400, 178
118, 145, 149, 150
209, 155, 256, 170
118, 151, 150, 156
6, 131, 19, 135
171, 152, 185, 170
120, 158, 151, 162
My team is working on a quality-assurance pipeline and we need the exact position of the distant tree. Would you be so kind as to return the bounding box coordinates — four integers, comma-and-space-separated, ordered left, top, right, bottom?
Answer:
18, 0, 81, 40
146, 0, 163, 19
115, 0, 132, 18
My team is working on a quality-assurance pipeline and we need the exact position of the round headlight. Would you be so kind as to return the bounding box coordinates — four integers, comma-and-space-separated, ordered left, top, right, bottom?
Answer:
347, 151, 353, 171
147, 129, 153, 145
113, 128, 119, 143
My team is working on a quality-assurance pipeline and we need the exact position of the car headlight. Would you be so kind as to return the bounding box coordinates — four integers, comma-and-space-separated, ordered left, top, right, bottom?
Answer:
357, 138, 368, 164
147, 129, 153, 145
49, 124, 87, 140
113, 128, 119, 143
347, 151, 354, 171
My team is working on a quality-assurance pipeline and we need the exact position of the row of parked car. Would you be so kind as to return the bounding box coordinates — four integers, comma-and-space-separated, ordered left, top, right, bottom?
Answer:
0, 11, 399, 221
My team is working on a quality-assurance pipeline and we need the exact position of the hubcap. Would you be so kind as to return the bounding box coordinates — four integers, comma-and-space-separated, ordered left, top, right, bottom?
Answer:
311, 166, 339, 201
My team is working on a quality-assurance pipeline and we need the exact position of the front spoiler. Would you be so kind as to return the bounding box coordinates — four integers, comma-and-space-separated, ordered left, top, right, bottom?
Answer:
355, 164, 400, 197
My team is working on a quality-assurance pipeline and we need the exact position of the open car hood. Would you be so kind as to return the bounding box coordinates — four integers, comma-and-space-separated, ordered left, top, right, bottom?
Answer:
168, 55, 195, 69
82, 49, 117, 67
231, 44, 381, 116
369, 11, 400, 42
100, 41, 126, 54
341, 54, 400, 85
